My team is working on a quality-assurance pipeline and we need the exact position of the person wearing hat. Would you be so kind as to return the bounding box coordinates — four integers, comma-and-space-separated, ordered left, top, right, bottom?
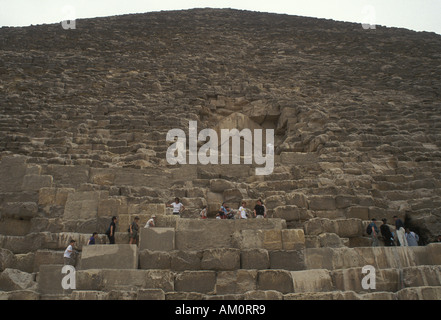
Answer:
145, 215, 156, 228
380, 218, 395, 246
64, 239, 77, 266
129, 216, 140, 245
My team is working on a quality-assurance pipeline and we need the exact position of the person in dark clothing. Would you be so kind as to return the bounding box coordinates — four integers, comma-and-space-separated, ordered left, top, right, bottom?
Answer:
380, 218, 395, 246
87, 232, 98, 245
368, 218, 380, 247
254, 199, 265, 218
106, 216, 117, 244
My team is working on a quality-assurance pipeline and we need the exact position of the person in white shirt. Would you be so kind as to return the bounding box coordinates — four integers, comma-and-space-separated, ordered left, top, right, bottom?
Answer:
200, 206, 207, 219
64, 239, 76, 266
167, 197, 185, 216
145, 215, 156, 228
239, 201, 248, 219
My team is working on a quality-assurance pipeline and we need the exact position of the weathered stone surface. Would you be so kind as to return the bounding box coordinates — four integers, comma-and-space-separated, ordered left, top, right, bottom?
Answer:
257, 270, 293, 294
0, 268, 37, 291
215, 270, 257, 295
1, 7, 441, 300
37, 265, 69, 295
139, 227, 175, 251
175, 271, 216, 294
269, 250, 305, 271
175, 219, 285, 250
139, 250, 171, 270
0, 249, 15, 272
240, 249, 270, 270
137, 288, 165, 300
0, 156, 27, 193
396, 286, 441, 300
80, 244, 138, 270
291, 269, 333, 293
2, 202, 38, 220
201, 248, 240, 271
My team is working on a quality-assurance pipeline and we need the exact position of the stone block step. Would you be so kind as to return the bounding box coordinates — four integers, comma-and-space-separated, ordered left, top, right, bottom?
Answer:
35, 265, 441, 297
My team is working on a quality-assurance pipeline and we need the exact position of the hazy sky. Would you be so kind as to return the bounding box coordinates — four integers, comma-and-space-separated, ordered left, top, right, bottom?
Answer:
1, 0, 440, 35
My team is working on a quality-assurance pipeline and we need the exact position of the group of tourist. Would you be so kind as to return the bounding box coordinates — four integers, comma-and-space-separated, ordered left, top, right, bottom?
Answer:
63, 197, 436, 267
210, 199, 267, 220
367, 216, 420, 247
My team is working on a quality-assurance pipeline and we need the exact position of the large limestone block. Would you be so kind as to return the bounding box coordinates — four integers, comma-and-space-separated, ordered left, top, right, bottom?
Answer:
80, 244, 138, 270
308, 195, 336, 211
331, 267, 401, 293
291, 269, 333, 293
201, 248, 240, 271
243, 290, 284, 300
0, 248, 15, 272
139, 227, 175, 251
174, 271, 216, 294
304, 218, 363, 238
170, 250, 202, 271
46, 165, 90, 188
21, 174, 53, 191
282, 229, 305, 250
280, 152, 318, 165
38, 187, 74, 207
2, 202, 38, 220
402, 266, 441, 288
137, 288, 166, 300
175, 219, 285, 250
71, 290, 108, 300
209, 179, 235, 192
396, 286, 441, 300
284, 290, 360, 300
37, 264, 72, 295
0, 218, 31, 236
0, 155, 27, 193
139, 250, 171, 270
305, 247, 367, 270
269, 250, 305, 271
241, 249, 270, 270
334, 219, 363, 238
426, 243, 441, 265
257, 270, 293, 294
215, 270, 257, 295
63, 191, 108, 220
98, 269, 174, 292
33, 250, 64, 273
0, 268, 37, 291
273, 205, 313, 222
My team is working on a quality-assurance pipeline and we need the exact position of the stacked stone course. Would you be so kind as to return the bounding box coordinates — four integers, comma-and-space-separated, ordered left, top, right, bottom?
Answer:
1, 8, 441, 300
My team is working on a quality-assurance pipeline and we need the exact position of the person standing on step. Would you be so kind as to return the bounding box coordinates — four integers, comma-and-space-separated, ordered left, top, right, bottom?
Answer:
64, 239, 77, 266
87, 232, 98, 245
106, 216, 117, 244
380, 219, 394, 246
129, 216, 140, 245
393, 216, 408, 246
145, 215, 157, 228
405, 228, 419, 246
238, 201, 248, 219
200, 206, 208, 219
367, 218, 380, 247
167, 197, 185, 217
254, 199, 266, 219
